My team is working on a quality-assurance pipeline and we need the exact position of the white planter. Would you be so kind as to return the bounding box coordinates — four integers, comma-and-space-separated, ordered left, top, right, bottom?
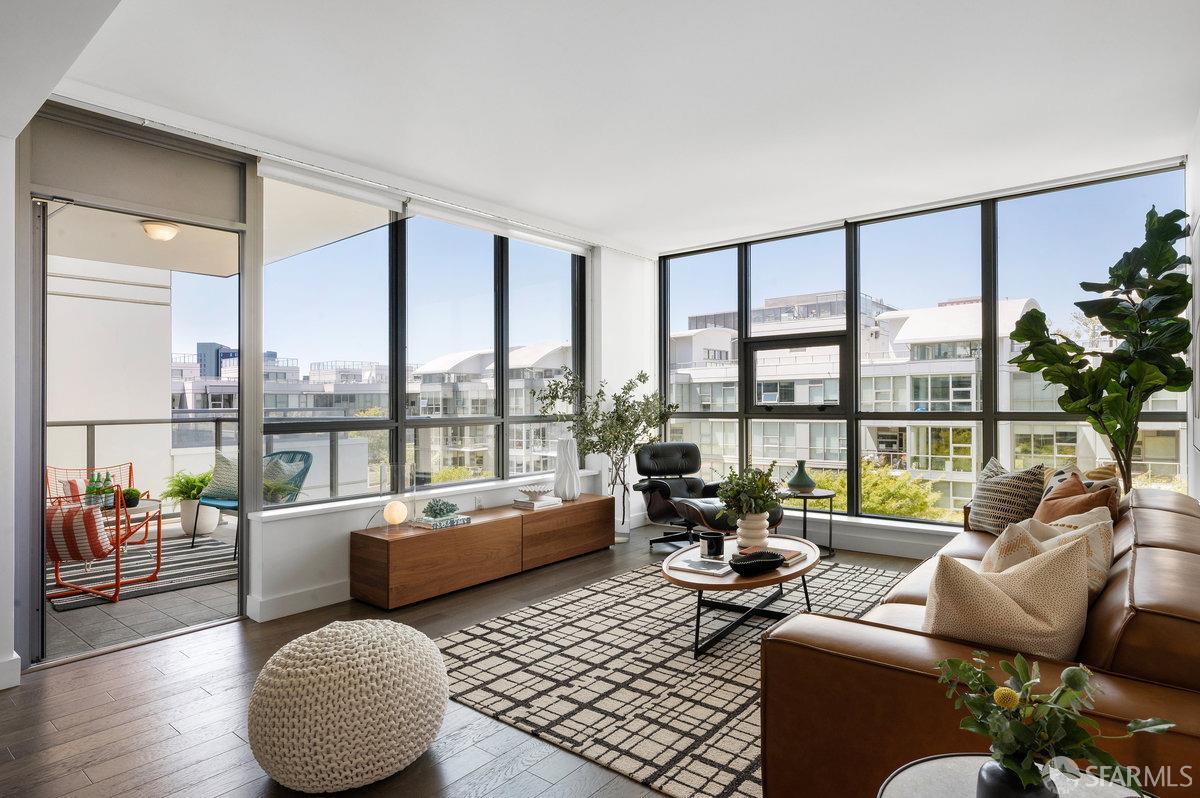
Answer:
554, 436, 582, 500
736, 511, 770, 549
180, 499, 220, 537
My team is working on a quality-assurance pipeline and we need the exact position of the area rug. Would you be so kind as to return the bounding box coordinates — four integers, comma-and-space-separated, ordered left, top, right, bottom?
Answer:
438, 561, 906, 798
46, 537, 238, 610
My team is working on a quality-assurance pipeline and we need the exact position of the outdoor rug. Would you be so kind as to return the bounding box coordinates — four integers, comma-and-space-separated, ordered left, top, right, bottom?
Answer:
46, 536, 238, 610
438, 561, 906, 798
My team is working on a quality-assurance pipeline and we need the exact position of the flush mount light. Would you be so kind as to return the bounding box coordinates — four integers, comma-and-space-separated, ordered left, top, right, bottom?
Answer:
141, 220, 179, 242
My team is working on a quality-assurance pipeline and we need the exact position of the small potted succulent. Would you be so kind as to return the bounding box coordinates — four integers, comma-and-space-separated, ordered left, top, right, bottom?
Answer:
423, 498, 458, 519
937, 651, 1173, 796
122, 487, 142, 508
716, 461, 781, 549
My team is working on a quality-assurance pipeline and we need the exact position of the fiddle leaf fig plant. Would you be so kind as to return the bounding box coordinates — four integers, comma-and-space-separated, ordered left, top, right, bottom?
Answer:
1009, 207, 1193, 490
534, 368, 678, 526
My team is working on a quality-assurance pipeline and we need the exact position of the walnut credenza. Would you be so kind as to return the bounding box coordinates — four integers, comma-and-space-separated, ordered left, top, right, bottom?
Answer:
349, 493, 615, 610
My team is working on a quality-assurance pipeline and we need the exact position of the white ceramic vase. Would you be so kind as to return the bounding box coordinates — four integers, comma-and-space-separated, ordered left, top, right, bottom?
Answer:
736, 511, 770, 549
554, 436, 582, 500
180, 499, 220, 537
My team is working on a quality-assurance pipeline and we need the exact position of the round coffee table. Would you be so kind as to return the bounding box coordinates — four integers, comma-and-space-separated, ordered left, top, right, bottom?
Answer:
661, 535, 820, 657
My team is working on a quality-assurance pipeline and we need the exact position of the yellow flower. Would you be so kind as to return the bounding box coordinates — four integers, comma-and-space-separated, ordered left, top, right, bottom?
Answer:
993, 686, 1020, 711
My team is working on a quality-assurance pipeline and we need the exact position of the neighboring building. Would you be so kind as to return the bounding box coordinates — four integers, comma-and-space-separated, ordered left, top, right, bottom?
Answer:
669, 291, 1185, 514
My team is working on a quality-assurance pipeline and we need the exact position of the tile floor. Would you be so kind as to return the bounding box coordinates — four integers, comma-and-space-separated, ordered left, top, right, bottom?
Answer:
43, 515, 240, 661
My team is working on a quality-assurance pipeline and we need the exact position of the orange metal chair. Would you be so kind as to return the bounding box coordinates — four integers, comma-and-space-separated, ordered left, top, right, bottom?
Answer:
45, 486, 163, 603
46, 463, 152, 545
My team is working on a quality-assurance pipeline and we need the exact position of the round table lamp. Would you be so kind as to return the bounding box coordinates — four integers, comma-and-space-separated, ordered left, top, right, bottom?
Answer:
383, 500, 408, 526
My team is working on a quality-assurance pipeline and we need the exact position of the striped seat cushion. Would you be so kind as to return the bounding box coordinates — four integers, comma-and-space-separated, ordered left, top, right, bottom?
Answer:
45, 504, 114, 563
968, 458, 1047, 535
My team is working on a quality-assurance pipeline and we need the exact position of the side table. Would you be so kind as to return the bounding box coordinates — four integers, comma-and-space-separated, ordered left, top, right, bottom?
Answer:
780, 488, 835, 558
879, 754, 1144, 797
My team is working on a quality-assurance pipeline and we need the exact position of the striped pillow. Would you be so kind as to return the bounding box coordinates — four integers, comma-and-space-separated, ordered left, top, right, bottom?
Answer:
58, 478, 88, 500
968, 458, 1047, 535
45, 504, 114, 563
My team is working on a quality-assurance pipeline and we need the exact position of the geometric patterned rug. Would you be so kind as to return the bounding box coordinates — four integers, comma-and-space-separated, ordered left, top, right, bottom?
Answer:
46, 536, 238, 610
438, 561, 906, 798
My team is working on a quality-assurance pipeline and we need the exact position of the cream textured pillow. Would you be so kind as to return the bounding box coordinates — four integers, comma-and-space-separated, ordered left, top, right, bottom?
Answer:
923, 539, 1089, 660
980, 517, 1113, 600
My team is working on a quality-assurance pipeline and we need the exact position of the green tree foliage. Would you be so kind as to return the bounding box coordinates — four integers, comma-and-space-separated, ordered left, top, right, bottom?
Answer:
431, 465, 494, 484
782, 461, 945, 521
1009, 207, 1193, 490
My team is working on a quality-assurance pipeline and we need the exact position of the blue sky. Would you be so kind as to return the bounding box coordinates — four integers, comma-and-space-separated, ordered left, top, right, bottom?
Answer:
172, 216, 574, 374
669, 169, 1184, 335
173, 170, 1184, 366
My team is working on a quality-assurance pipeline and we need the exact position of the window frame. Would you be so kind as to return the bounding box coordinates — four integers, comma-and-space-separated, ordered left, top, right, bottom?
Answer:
658, 166, 1187, 526
263, 216, 585, 506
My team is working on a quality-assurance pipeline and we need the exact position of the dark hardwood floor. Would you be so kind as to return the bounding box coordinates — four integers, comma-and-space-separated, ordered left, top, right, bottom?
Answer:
2, 525, 918, 797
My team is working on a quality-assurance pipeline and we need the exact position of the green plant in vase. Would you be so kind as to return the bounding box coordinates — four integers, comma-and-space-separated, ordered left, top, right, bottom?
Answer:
937, 652, 1172, 796
122, 487, 142, 507
161, 470, 213, 502
715, 461, 781, 548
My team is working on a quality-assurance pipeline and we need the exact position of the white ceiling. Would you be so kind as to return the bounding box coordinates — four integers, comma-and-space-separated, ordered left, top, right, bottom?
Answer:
56, 0, 1200, 255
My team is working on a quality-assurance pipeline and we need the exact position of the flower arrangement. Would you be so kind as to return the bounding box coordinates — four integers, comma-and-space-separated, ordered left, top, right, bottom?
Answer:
937, 651, 1173, 794
715, 461, 781, 522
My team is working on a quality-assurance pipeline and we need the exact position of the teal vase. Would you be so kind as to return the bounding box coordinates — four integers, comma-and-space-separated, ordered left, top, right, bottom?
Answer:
787, 460, 817, 492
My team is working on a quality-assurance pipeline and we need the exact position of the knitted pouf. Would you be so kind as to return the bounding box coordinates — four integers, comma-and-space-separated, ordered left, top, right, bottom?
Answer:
248, 619, 448, 793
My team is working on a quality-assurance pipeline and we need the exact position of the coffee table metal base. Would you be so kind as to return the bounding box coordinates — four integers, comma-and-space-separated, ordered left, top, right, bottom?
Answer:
691, 577, 811, 657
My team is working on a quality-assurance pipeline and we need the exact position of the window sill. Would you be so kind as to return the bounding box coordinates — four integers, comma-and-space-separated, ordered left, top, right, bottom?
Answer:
778, 506, 960, 537
250, 469, 601, 523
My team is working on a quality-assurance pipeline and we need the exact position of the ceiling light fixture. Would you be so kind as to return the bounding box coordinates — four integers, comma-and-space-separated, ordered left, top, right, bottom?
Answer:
141, 220, 180, 242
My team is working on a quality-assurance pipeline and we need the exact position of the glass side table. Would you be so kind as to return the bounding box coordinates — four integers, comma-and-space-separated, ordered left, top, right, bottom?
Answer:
780, 488, 835, 557
879, 754, 1144, 797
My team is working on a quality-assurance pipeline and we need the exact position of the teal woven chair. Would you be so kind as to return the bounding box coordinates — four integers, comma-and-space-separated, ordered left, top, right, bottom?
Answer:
191, 451, 313, 557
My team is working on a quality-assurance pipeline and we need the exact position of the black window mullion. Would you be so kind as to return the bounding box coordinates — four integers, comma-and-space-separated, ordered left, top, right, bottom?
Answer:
391, 214, 405, 492
737, 243, 750, 470
495, 235, 509, 481
845, 220, 861, 517
659, 256, 670, 436
981, 200, 998, 467
572, 253, 587, 414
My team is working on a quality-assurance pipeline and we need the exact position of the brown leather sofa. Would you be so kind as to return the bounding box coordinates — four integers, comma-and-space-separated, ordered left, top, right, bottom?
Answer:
761, 488, 1200, 797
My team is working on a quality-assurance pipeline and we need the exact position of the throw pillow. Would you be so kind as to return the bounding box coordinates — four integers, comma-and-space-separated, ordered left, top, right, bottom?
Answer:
45, 504, 113, 563
263, 457, 303, 484
200, 451, 239, 500
967, 458, 1046, 535
981, 517, 1113, 600
58, 478, 88, 499
1043, 463, 1120, 499
923, 538, 1089, 660
1032, 505, 1112, 531
1034, 472, 1118, 523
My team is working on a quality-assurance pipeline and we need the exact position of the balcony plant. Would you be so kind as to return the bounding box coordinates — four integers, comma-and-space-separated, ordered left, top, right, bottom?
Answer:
716, 461, 781, 548
534, 368, 678, 531
161, 469, 216, 536
937, 651, 1172, 796
1009, 207, 1192, 491
122, 487, 142, 508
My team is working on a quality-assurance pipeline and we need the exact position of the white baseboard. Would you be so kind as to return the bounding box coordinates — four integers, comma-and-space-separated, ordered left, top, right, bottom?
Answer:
0, 650, 21, 689
246, 580, 350, 622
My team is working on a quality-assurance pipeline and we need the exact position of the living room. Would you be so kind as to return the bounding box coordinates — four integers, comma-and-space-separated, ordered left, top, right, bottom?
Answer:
2, 2, 1200, 796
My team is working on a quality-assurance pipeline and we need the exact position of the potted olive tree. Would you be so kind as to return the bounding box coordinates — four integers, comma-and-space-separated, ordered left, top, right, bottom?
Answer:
535, 368, 677, 538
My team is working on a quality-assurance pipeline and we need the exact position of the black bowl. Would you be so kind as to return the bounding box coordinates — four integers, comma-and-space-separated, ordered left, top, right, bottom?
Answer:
729, 551, 784, 576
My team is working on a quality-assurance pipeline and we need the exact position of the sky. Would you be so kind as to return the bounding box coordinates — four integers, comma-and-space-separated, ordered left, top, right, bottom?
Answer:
172, 169, 1184, 370
669, 169, 1184, 336
172, 216, 574, 376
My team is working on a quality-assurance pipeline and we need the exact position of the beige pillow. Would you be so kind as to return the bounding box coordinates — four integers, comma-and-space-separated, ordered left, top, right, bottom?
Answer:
1043, 463, 1121, 499
1031, 505, 1112, 531
923, 539, 1089, 660
981, 517, 1113, 601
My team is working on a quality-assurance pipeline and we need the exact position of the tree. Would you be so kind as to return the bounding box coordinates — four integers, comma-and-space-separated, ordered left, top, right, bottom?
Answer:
431, 465, 494, 484
782, 461, 945, 520
1010, 207, 1193, 490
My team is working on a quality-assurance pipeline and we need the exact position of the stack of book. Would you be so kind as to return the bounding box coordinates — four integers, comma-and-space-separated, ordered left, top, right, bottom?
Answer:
737, 545, 809, 567
412, 514, 471, 530
513, 495, 563, 511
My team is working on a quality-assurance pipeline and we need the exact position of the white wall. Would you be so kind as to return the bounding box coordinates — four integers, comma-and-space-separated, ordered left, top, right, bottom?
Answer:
0, 136, 20, 688
587, 247, 659, 529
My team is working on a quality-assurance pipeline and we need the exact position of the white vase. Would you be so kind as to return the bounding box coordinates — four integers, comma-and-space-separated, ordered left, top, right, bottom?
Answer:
180, 499, 220, 537
554, 436, 582, 501
736, 512, 770, 549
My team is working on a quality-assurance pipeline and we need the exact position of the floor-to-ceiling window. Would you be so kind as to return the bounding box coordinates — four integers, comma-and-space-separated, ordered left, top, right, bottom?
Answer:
263, 183, 585, 503
658, 167, 1187, 526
